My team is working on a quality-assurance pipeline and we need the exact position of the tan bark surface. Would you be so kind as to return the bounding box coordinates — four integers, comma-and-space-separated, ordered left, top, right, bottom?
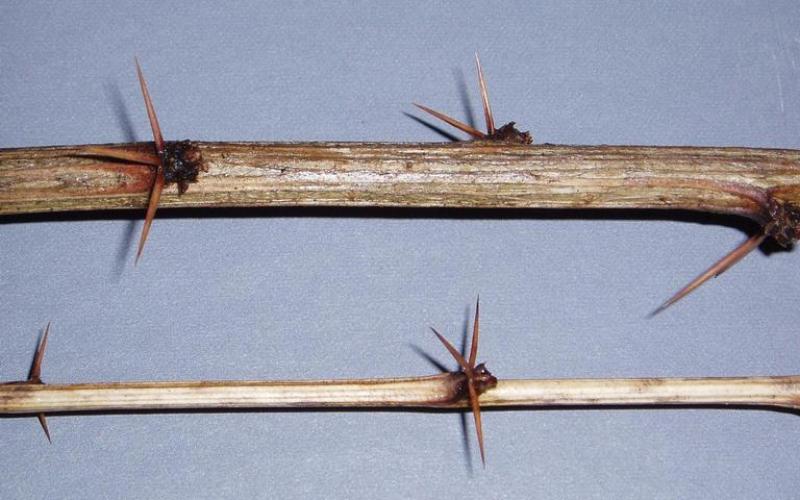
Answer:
3, 142, 800, 230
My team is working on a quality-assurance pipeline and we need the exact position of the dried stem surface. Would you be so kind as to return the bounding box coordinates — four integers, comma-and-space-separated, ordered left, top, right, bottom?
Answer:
3, 142, 800, 226
2, 374, 799, 414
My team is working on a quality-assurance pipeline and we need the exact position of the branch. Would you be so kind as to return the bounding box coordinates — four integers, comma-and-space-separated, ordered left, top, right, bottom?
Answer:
2, 142, 800, 240
2, 374, 799, 414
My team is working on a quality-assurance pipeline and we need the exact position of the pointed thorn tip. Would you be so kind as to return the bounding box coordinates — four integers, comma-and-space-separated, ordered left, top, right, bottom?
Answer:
648, 304, 668, 318
38, 414, 51, 443
652, 232, 766, 314
29, 322, 50, 382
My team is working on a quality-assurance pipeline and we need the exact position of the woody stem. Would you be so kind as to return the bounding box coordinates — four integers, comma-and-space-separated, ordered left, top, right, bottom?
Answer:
2, 142, 800, 229
1, 374, 798, 414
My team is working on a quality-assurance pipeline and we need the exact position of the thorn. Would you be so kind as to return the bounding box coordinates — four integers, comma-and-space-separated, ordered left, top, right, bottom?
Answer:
135, 171, 165, 264
432, 302, 488, 466
76, 60, 172, 264
412, 103, 486, 139
467, 381, 485, 466
475, 53, 495, 135
25, 324, 52, 443
468, 296, 480, 368
652, 232, 766, 315
28, 322, 50, 382
83, 147, 161, 166
133, 58, 168, 263
37, 414, 51, 443
134, 57, 165, 154
430, 327, 470, 372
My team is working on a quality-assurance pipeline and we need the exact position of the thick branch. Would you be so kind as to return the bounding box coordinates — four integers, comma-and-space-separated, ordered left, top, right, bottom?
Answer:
3, 142, 800, 237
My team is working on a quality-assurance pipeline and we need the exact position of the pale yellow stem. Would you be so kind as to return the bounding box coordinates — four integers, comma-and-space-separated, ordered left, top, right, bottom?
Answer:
2, 374, 798, 414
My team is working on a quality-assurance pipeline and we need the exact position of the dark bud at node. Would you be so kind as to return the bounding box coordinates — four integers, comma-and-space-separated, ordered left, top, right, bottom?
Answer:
161, 141, 205, 194
485, 122, 533, 145
472, 363, 498, 394
766, 198, 800, 248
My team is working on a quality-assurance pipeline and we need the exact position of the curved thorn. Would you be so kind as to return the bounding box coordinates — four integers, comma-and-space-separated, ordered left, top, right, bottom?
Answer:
135, 170, 165, 264
652, 232, 766, 315
467, 380, 485, 466
468, 296, 480, 368
134, 58, 165, 155
430, 327, 470, 372
29, 322, 50, 382
37, 414, 51, 443
475, 53, 495, 135
83, 147, 161, 166
413, 103, 486, 139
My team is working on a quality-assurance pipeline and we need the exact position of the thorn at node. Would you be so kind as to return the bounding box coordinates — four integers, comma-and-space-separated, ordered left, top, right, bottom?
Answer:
412, 54, 532, 145
431, 297, 496, 466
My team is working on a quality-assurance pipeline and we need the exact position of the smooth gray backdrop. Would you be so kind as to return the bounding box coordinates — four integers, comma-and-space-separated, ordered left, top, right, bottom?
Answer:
2, 1, 800, 498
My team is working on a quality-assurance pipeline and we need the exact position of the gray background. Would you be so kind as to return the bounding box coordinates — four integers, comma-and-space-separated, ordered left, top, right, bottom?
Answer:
2, 1, 800, 498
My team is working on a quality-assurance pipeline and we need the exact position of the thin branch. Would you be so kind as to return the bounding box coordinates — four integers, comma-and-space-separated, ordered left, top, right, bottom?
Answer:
3, 319, 798, 462
3, 374, 799, 414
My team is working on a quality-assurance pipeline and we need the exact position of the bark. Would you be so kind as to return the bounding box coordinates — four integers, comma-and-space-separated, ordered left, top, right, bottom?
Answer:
2, 374, 798, 414
3, 142, 800, 240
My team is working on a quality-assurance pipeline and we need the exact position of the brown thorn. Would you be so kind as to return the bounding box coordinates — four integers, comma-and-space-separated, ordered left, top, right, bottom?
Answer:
37, 414, 51, 443
26, 323, 52, 442
82, 147, 161, 167
135, 170, 165, 264
652, 232, 767, 315
468, 296, 480, 368
475, 53, 495, 135
430, 327, 471, 373
29, 322, 50, 382
134, 57, 165, 155
132, 58, 170, 262
467, 380, 485, 466
412, 103, 487, 140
